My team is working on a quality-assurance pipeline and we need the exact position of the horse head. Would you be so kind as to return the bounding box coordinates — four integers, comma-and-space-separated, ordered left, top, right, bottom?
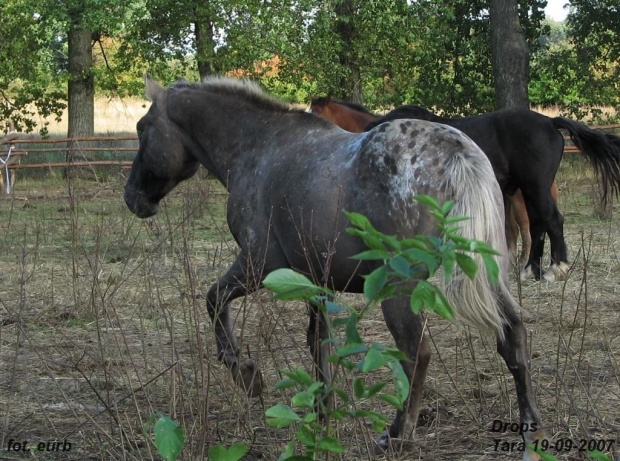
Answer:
124, 75, 200, 218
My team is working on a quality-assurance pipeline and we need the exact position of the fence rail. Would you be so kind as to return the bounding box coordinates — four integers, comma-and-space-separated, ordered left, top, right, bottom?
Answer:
2, 123, 620, 172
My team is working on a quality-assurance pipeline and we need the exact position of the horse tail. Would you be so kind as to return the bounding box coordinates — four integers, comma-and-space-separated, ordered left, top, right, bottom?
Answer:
442, 140, 513, 341
552, 117, 620, 203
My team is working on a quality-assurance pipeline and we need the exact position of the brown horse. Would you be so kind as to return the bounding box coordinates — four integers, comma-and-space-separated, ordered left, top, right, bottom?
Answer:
310, 97, 561, 276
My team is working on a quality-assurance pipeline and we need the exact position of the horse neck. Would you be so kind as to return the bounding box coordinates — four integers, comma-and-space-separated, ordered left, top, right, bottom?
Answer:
332, 104, 377, 133
174, 96, 301, 188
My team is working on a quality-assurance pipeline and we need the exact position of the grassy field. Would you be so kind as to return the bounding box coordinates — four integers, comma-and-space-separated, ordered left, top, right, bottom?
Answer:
0, 153, 618, 460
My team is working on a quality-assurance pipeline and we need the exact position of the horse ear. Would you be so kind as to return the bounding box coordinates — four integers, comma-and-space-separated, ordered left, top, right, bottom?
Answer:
177, 77, 189, 85
326, 95, 332, 104
145, 74, 164, 102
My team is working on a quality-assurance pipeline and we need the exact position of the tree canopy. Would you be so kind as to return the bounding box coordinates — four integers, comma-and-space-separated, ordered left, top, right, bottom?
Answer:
2, 0, 619, 135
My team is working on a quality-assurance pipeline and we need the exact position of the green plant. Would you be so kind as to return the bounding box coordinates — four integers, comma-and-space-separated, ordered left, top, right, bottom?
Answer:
261, 195, 500, 460
147, 415, 185, 461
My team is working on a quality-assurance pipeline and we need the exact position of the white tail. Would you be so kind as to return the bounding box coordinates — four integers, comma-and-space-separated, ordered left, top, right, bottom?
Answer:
442, 137, 513, 340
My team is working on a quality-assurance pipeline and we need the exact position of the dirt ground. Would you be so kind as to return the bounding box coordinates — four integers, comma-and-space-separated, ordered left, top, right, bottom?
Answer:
0, 165, 618, 460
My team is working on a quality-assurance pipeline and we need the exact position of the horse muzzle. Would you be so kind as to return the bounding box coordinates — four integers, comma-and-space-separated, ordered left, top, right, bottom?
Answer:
124, 187, 159, 218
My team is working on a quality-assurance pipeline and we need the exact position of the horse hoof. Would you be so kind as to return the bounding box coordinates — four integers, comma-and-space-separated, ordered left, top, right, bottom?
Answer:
232, 358, 264, 397
543, 262, 569, 282
375, 433, 389, 450
522, 429, 550, 461
520, 265, 534, 280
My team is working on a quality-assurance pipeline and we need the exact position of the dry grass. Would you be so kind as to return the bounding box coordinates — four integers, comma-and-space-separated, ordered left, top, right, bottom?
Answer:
35, 97, 149, 136
0, 164, 619, 460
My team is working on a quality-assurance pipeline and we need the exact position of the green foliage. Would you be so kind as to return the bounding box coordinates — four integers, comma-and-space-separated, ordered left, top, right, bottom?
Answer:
3, 0, 619, 134
208, 443, 249, 461
263, 196, 499, 459
345, 195, 499, 312
528, 444, 615, 461
147, 414, 249, 461
147, 415, 186, 461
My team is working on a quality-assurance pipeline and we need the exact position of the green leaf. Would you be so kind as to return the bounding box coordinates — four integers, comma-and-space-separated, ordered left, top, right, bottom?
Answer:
410, 281, 434, 314
265, 404, 301, 428
363, 265, 388, 301
389, 255, 410, 276
292, 392, 315, 409
482, 254, 500, 288
351, 249, 390, 260
353, 378, 365, 398
389, 361, 410, 405
317, 437, 345, 453
361, 347, 391, 372
336, 342, 368, 357
413, 194, 441, 210
377, 393, 403, 410
440, 200, 454, 215
275, 379, 297, 390
403, 248, 438, 275
442, 249, 456, 284
295, 425, 316, 447
282, 369, 313, 386
263, 269, 326, 300
153, 416, 185, 461
586, 450, 614, 461
344, 210, 372, 230
325, 300, 347, 314
366, 382, 387, 397
277, 441, 295, 461
455, 252, 478, 280
345, 313, 362, 343
432, 289, 455, 320
208, 443, 249, 461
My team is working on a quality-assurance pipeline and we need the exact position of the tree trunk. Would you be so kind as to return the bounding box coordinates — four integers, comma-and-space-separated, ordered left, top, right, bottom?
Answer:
68, 21, 94, 140
67, 12, 94, 177
334, 0, 363, 104
490, 0, 530, 109
194, 4, 218, 80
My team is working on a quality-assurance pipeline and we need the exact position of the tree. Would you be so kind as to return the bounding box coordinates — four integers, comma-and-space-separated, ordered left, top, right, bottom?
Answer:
67, 5, 95, 140
490, 0, 530, 109
0, 1, 65, 135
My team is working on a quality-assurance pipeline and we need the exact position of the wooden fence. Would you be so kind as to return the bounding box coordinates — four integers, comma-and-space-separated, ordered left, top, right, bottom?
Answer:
3, 135, 138, 170
1, 123, 619, 181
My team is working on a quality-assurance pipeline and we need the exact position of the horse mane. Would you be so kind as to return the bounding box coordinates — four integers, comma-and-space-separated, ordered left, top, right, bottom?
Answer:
173, 77, 294, 113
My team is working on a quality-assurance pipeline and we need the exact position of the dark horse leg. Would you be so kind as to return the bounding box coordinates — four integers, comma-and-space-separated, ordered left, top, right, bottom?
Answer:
497, 290, 548, 460
377, 297, 431, 446
521, 187, 567, 281
206, 255, 263, 397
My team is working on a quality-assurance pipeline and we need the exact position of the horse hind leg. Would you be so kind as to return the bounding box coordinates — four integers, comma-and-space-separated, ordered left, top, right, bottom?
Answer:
504, 195, 520, 263
541, 182, 568, 281
377, 297, 430, 448
511, 190, 533, 267
496, 290, 548, 460
521, 187, 567, 281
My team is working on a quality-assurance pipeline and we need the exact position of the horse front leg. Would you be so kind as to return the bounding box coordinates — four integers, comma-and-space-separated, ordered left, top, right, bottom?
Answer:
377, 297, 430, 448
497, 294, 547, 461
206, 256, 263, 397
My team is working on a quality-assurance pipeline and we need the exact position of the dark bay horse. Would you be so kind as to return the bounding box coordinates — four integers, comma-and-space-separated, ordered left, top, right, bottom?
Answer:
311, 98, 620, 281
125, 76, 547, 458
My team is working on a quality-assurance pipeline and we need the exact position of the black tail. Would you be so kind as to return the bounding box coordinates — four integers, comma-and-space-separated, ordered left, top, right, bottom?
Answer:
552, 117, 620, 203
